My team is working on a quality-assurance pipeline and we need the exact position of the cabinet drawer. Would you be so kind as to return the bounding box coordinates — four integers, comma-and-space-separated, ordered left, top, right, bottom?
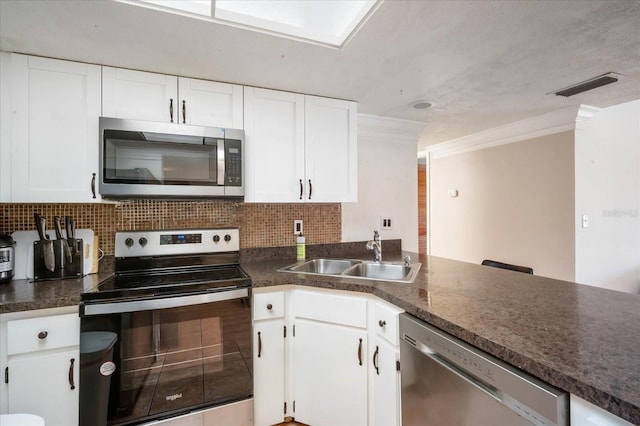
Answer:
7, 313, 80, 355
373, 300, 403, 346
254, 292, 285, 320
294, 289, 367, 328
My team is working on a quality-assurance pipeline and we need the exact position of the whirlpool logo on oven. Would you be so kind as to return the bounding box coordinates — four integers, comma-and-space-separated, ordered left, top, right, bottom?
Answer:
166, 393, 183, 402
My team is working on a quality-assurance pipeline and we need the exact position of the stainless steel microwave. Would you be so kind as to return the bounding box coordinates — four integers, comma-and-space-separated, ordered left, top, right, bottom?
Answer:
99, 117, 244, 198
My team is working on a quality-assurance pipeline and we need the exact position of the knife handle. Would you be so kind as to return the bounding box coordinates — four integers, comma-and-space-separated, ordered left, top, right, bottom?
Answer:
53, 216, 64, 239
65, 216, 75, 240
34, 213, 47, 241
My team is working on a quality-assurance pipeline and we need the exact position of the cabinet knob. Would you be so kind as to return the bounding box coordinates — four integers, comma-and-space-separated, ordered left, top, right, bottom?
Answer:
38, 331, 48, 339
267, 304, 273, 310
378, 320, 386, 328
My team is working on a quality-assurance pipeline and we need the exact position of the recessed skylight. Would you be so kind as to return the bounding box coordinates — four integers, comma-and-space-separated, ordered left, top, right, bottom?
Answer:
129, 0, 381, 47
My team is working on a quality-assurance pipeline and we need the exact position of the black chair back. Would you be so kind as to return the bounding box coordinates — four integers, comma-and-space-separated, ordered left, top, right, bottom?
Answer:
481, 259, 533, 274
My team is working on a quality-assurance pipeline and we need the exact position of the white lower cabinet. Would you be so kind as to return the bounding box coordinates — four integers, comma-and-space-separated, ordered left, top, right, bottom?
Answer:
7, 349, 79, 424
293, 319, 368, 426
0, 307, 80, 426
369, 300, 403, 426
371, 339, 400, 426
570, 394, 634, 426
252, 286, 402, 426
253, 291, 287, 426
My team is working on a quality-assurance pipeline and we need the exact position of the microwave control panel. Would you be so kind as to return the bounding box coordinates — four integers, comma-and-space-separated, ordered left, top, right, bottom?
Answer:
225, 139, 242, 186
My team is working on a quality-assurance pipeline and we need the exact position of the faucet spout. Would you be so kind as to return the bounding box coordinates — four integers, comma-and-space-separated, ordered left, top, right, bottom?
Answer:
366, 230, 382, 262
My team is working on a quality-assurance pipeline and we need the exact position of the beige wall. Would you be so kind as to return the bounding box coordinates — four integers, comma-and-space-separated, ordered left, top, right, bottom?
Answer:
429, 131, 575, 281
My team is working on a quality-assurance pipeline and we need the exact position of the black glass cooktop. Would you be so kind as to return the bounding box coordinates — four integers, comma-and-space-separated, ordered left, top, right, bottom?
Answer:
82, 262, 251, 303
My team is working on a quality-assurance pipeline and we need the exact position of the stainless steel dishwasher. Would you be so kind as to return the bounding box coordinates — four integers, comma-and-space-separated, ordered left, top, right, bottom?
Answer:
400, 313, 568, 426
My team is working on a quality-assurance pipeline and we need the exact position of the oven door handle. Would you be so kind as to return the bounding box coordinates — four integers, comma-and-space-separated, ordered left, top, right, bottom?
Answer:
81, 288, 249, 316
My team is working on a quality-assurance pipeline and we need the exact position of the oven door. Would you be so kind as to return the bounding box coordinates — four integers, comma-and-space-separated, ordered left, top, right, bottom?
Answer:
80, 289, 252, 426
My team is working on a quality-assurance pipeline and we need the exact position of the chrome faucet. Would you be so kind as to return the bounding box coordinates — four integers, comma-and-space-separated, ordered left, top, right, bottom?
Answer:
366, 230, 382, 262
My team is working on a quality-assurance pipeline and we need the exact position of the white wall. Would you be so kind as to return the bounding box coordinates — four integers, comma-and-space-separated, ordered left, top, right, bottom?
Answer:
428, 131, 576, 281
342, 115, 423, 252
575, 100, 640, 294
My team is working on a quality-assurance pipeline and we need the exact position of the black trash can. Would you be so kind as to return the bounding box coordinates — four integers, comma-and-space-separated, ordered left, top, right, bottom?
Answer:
80, 331, 118, 426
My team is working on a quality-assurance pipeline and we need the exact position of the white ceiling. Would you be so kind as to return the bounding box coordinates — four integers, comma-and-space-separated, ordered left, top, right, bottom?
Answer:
1, 0, 639, 152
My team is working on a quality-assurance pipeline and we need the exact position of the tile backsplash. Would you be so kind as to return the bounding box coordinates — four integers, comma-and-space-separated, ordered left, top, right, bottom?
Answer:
1, 201, 341, 255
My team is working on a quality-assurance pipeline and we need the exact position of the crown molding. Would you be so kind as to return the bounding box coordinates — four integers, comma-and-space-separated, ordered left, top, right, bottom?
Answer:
358, 113, 426, 143
421, 105, 600, 159
575, 105, 603, 129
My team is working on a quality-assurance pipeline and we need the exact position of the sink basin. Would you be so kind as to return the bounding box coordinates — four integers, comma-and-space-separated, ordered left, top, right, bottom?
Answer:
286, 258, 358, 274
342, 262, 413, 280
279, 258, 421, 283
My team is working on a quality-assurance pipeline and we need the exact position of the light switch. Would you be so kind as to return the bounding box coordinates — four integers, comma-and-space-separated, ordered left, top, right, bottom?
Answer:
582, 215, 589, 228
448, 189, 459, 197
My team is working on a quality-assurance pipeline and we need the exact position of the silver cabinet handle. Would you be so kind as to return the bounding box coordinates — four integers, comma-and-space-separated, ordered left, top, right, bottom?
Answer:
299, 179, 303, 200
308, 179, 312, 200
169, 98, 174, 122
182, 100, 186, 124
91, 173, 96, 199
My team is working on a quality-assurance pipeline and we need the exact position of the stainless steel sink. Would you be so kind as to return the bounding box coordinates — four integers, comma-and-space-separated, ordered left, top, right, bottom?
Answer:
279, 258, 421, 283
286, 258, 358, 274
342, 262, 412, 280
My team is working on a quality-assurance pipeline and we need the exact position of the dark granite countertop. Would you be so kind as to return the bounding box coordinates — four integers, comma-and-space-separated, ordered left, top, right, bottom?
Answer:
242, 252, 640, 425
0, 257, 115, 314
1, 248, 638, 424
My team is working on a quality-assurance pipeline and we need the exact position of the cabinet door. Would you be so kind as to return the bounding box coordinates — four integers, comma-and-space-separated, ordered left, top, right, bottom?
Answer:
244, 87, 305, 202
178, 77, 243, 128
102, 66, 177, 123
293, 319, 367, 426
8, 349, 79, 426
7, 54, 101, 202
304, 95, 357, 202
253, 320, 286, 426
373, 338, 401, 426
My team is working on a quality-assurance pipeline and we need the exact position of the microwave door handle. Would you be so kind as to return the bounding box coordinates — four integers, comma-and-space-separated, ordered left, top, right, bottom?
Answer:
217, 140, 225, 185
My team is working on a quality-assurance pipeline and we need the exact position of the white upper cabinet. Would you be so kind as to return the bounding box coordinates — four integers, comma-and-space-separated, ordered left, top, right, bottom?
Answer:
178, 77, 243, 128
244, 87, 305, 202
304, 95, 358, 202
0, 53, 101, 202
102, 67, 177, 123
244, 87, 357, 203
102, 67, 243, 129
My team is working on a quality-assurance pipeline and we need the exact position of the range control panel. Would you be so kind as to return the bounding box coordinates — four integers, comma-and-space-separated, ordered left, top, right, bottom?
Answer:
115, 228, 239, 257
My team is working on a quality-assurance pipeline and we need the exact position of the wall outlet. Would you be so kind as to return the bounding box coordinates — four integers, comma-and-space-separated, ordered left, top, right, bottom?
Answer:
294, 219, 303, 235
381, 217, 393, 230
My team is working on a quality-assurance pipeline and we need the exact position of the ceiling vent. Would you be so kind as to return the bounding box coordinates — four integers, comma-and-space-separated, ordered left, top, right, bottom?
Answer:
552, 72, 621, 97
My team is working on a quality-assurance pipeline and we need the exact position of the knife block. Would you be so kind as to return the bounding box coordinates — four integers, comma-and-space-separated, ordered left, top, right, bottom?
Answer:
33, 239, 83, 281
